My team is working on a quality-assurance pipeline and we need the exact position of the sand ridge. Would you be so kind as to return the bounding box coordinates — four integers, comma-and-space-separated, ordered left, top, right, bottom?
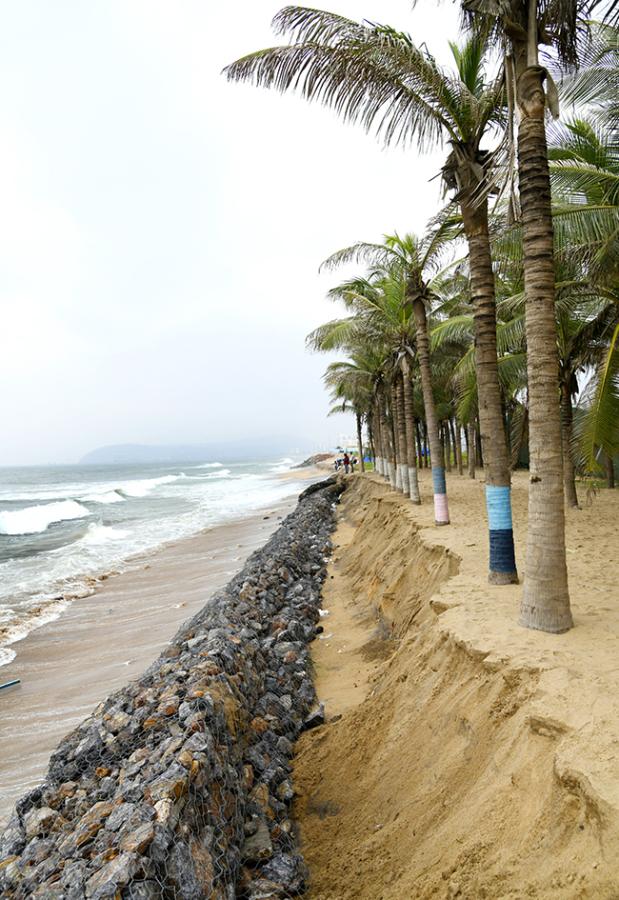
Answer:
293, 470, 619, 899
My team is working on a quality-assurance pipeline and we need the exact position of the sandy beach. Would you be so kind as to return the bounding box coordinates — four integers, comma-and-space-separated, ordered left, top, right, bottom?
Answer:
0, 465, 326, 826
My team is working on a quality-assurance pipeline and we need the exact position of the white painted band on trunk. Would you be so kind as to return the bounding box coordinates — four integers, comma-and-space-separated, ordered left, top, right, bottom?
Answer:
408, 467, 420, 502
400, 465, 410, 494
389, 462, 396, 488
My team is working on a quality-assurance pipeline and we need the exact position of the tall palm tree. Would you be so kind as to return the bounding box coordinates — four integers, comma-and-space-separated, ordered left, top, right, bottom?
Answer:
319, 232, 452, 522
323, 356, 374, 471
225, 14, 518, 576
453, 0, 612, 631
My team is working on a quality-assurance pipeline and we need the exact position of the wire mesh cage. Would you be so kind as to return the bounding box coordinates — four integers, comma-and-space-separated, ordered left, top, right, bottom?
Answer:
0, 478, 344, 899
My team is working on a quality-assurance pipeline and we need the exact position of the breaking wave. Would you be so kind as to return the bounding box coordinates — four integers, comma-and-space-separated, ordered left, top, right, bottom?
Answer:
0, 500, 90, 536
81, 490, 125, 505
117, 474, 182, 498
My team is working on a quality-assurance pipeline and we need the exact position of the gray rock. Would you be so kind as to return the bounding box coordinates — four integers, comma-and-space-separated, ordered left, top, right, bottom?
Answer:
241, 818, 273, 862
85, 852, 139, 898
24, 806, 57, 838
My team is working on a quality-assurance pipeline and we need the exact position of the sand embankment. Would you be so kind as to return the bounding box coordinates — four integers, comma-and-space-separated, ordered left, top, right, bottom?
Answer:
294, 470, 619, 899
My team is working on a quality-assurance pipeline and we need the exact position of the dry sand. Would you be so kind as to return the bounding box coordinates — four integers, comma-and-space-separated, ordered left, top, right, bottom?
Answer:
0, 465, 325, 827
294, 469, 619, 899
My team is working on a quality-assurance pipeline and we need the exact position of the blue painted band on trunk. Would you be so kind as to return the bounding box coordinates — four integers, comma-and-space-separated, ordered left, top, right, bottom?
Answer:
432, 466, 446, 494
485, 485, 513, 531
489, 529, 517, 573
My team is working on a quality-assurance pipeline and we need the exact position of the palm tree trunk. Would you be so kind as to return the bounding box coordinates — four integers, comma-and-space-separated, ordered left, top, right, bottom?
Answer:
356, 412, 365, 473
451, 419, 463, 476
443, 423, 452, 472
412, 297, 449, 524
394, 377, 409, 494
416, 422, 423, 470
391, 380, 403, 491
606, 453, 615, 489
467, 422, 476, 479
476, 421, 484, 469
378, 387, 394, 485
423, 422, 429, 468
377, 407, 388, 479
383, 389, 397, 488
375, 407, 387, 475
560, 382, 578, 508
461, 196, 518, 584
368, 420, 375, 472
516, 60, 572, 632
402, 355, 421, 503
373, 408, 383, 476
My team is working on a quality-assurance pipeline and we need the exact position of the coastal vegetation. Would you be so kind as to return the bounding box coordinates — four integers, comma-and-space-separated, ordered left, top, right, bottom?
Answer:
226, 3, 619, 635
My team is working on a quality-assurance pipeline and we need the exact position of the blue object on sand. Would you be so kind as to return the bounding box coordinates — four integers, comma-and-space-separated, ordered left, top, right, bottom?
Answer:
0, 679, 20, 691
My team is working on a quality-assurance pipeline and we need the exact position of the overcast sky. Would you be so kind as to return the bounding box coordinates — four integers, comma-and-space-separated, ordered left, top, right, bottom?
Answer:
0, 1, 461, 465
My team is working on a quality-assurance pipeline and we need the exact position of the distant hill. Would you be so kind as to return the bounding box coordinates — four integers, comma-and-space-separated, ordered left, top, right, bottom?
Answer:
79, 439, 316, 466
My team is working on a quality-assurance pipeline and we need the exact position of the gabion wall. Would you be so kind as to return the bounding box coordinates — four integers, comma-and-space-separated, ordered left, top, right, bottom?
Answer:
0, 477, 344, 899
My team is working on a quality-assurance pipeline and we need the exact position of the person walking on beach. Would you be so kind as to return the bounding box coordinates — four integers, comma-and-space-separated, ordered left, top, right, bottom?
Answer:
343, 452, 350, 474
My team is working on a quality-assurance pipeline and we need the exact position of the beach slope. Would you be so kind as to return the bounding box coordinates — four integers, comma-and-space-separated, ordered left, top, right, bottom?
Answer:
294, 471, 619, 899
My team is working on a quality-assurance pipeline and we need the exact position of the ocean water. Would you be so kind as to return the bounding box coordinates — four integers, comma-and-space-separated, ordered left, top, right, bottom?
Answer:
0, 457, 305, 667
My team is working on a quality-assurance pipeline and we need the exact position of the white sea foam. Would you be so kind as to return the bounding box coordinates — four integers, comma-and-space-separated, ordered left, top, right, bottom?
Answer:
270, 457, 296, 473
80, 524, 131, 545
0, 500, 90, 536
202, 469, 232, 480
80, 489, 125, 504
118, 474, 180, 498
192, 462, 224, 469
0, 647, 16, 666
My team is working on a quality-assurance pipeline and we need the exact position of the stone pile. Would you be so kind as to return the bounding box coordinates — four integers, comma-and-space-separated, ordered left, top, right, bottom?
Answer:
0, 477, 345, 899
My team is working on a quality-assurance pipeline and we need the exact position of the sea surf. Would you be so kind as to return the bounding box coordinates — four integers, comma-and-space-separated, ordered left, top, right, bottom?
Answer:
0, 458, 306, 665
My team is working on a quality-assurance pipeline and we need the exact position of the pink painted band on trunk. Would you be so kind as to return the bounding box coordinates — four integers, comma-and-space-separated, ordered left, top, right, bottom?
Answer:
434, 492, 449, 524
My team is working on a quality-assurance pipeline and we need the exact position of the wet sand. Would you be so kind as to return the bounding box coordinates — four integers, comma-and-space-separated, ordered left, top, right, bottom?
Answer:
0, 480, 319, 825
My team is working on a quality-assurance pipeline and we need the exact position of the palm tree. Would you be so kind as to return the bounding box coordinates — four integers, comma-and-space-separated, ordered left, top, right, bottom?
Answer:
323, 356, 374, 471
319, 232, 452, 521
452, 0, 613, 631
225, 15, 519, 575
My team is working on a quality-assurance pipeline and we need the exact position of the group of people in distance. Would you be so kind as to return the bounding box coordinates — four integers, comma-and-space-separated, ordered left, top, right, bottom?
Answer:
334, 451, 358, 474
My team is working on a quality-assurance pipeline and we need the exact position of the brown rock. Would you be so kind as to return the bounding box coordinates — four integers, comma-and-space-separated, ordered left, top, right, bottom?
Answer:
178, 750, 193, 769
148, 766, 188, 802
120, 822, 155, 855
250, 784, 274, 820
60, 801, 114, 851
250, 717, 269, 734
58, 782, 77, 799
158, 696, 179, 717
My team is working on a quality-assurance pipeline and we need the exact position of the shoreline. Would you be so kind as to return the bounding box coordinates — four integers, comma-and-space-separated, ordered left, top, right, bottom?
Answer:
0, 464, 330, 669
0, 464, 326, 825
